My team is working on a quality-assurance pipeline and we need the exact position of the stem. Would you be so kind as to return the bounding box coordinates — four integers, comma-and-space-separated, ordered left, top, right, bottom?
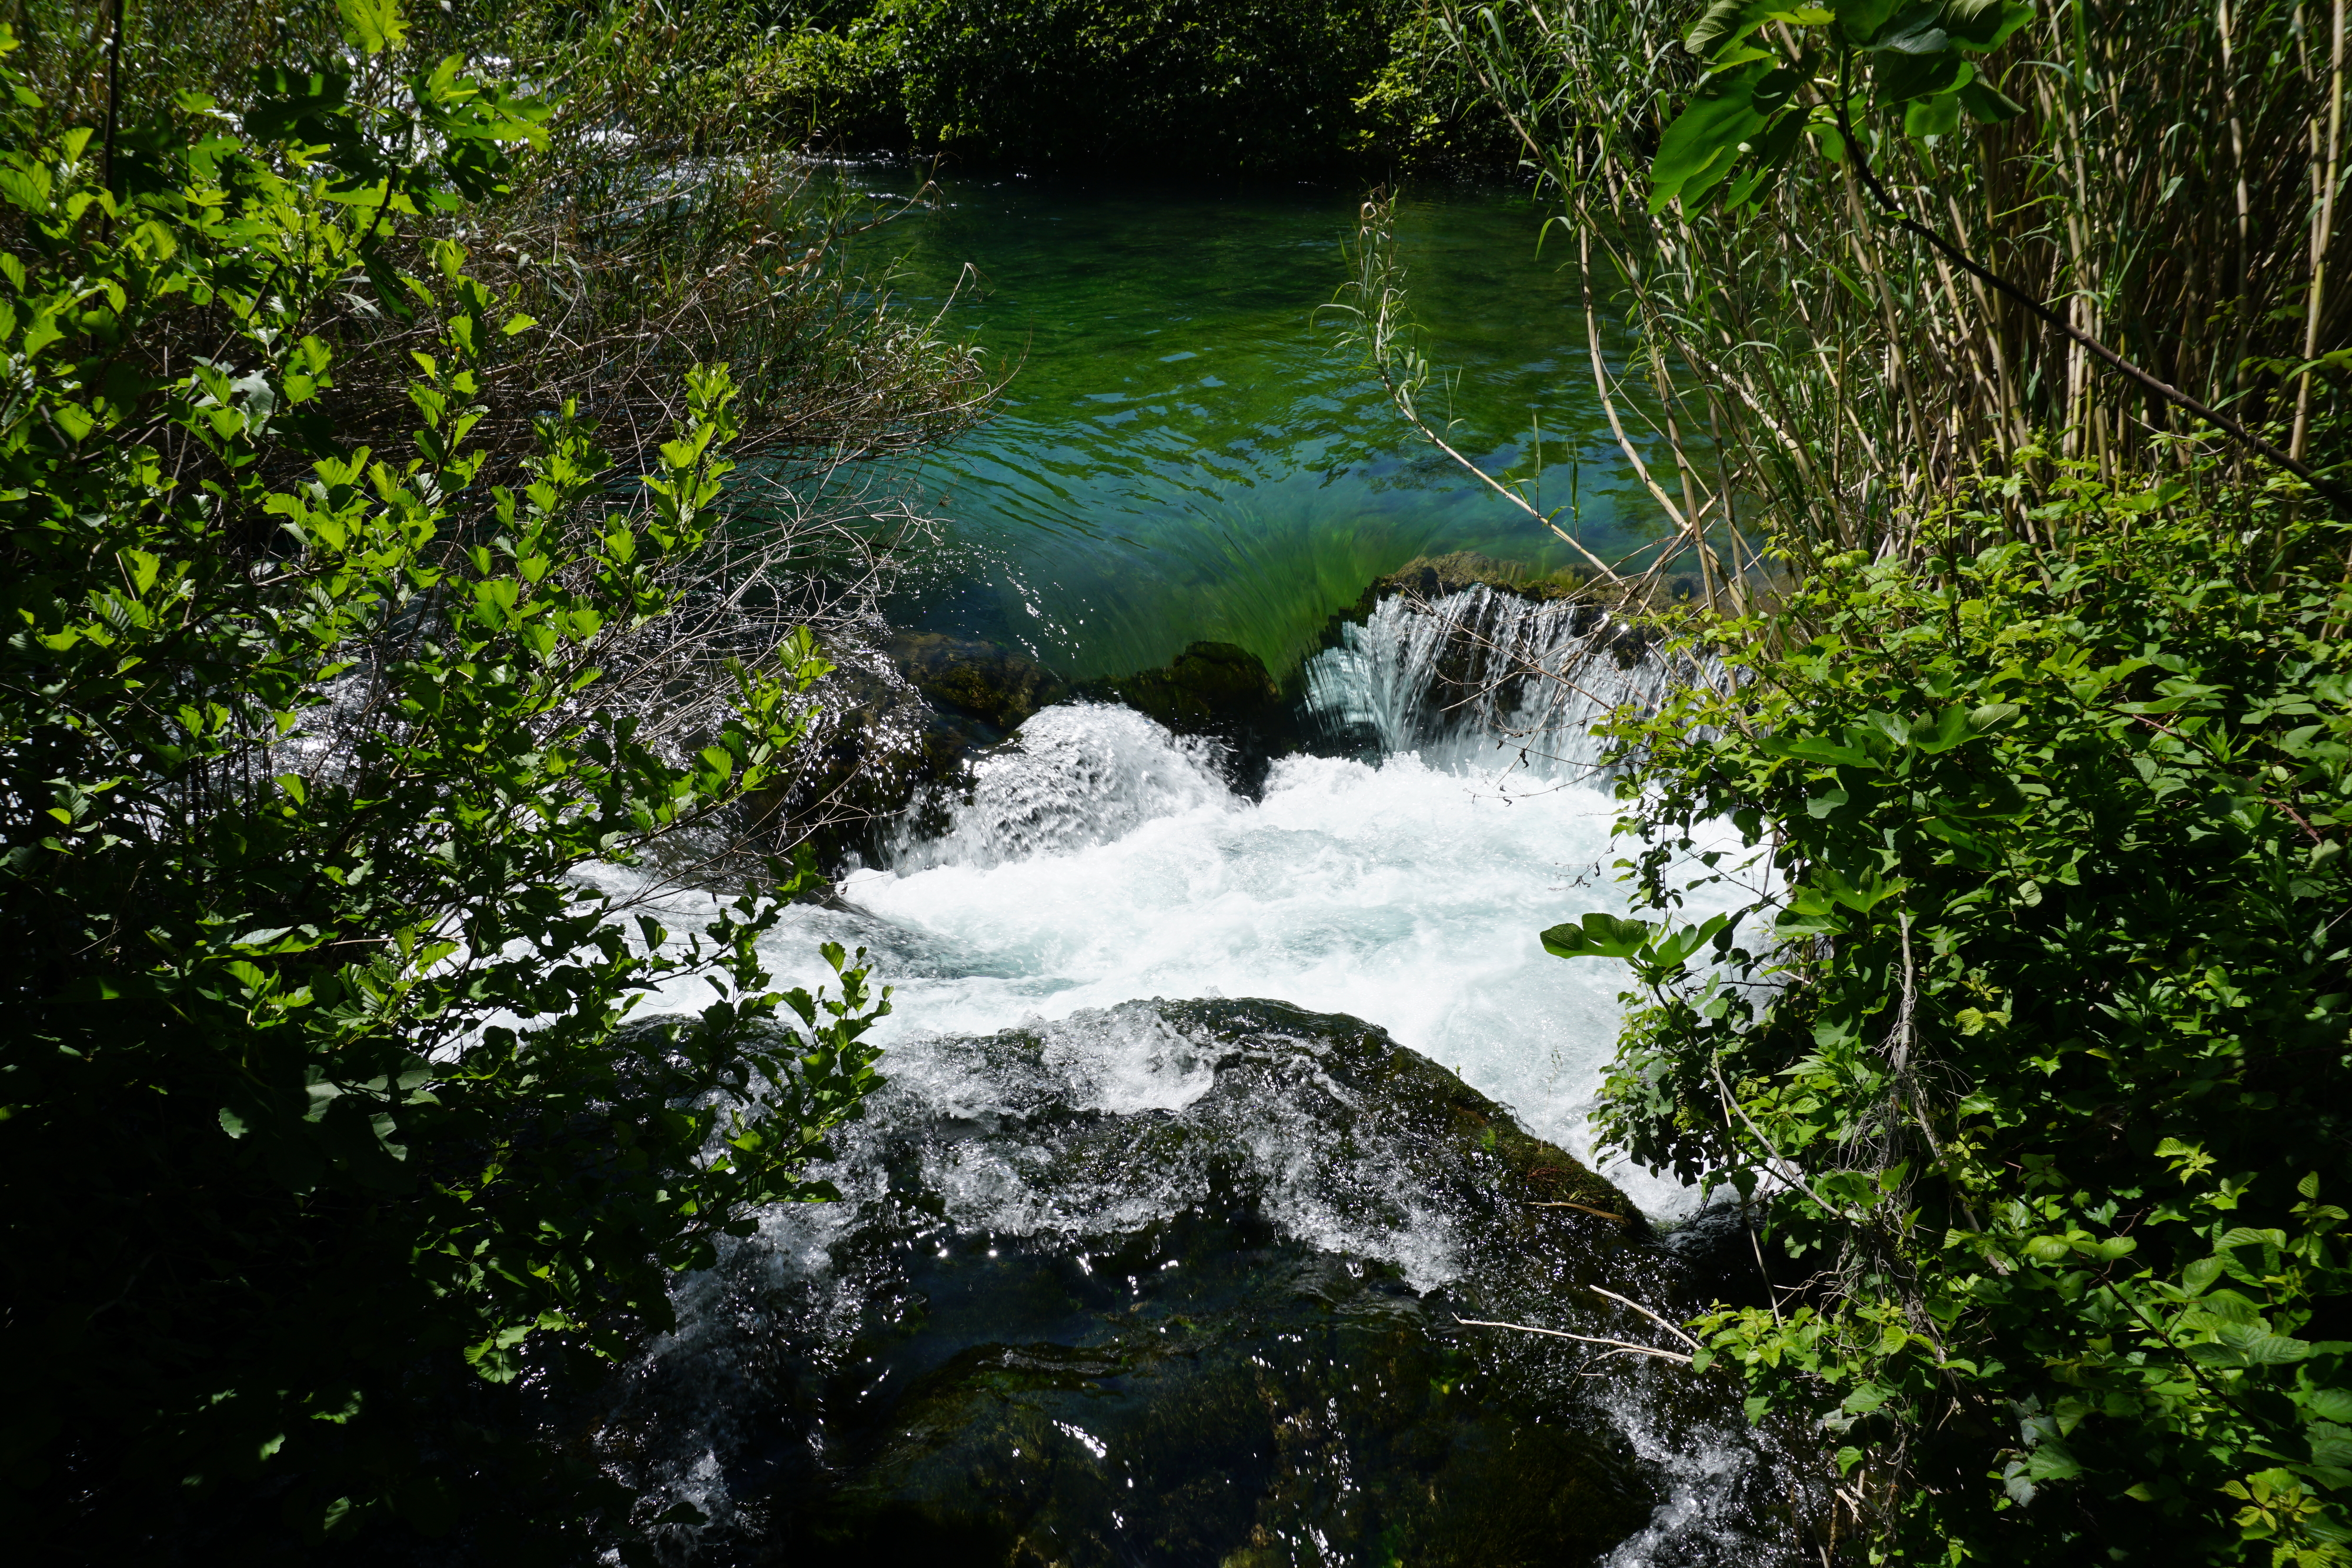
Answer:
2293, 0, 2347, 464
1452, 1315, 1696, 1364
1833, 86, 2352, 512
101, 0, 124, 204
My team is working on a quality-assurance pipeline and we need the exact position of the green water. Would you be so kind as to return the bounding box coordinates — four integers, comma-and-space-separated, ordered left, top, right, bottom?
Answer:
871, 174, 1690, 684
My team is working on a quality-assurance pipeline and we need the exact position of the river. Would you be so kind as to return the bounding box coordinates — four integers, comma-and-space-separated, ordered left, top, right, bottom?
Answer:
593, 172, 1803, 1566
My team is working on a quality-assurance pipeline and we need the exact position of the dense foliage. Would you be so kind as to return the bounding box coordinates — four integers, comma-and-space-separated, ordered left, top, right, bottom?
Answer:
1371, 10, 2352, 1554
0, 6, 907, 1557
742, 0, 1513, 174
1548, 463, 2352, 1562
1361, 0, 2352, 603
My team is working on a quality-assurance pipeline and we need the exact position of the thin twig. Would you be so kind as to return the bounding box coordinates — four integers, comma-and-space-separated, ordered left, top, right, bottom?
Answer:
1588, 1284, 1705, 1352
1452, 1315, 1696, 1364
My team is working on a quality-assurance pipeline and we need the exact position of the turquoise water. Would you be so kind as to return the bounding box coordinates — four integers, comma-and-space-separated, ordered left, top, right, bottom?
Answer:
870, 174, 1692, 683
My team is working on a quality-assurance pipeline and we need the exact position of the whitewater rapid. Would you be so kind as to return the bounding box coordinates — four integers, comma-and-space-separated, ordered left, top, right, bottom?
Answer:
592, 590, 1792, 1566
621, 590, 1747, 1217
844, 715, 1668, 1203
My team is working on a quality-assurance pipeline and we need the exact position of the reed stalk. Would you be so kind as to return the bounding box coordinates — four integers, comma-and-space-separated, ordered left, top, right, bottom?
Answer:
1358, 0, 2349, 575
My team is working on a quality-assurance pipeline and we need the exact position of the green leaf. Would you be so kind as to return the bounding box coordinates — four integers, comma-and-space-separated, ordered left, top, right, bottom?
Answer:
0, 162, 52, 212
1876, 44, 1968, 105
2219, 1227, 2289, 1250
1911, 705, 1975, 753
1905, 89, 1963, 138
1762, 734, 1876, 768
335, 0, 407, 55
1814, 863, 1907, 912
1685, 0, 1775, 58
1957, 76, 2026, 123
2189, 1327, 2314, 1367
1651, 60, 1776, 214
1843, 1382, 1893, 1414
1869, 0, 1949, 51
2307, 1389, 2352, 1424
2023, 1439, 2082, 1480
1541, 912, 1656, 959
1831, 0, 1904, 44
1943, 0, 2035, 52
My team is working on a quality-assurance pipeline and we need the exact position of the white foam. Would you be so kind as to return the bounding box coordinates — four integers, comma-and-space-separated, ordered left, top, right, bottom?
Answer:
616, 596, 1755, 1219
701, 738, 1735, 1219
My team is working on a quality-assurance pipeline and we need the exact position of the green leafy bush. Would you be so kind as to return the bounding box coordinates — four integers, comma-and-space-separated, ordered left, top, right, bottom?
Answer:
1562, 459, 2352, 1563
0, 10, 890, 1556
741, 0, 1508, 174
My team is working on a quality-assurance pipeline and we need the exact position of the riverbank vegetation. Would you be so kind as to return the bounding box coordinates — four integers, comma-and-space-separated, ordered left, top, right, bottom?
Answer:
0, 0, 990, 1557
1358, 0, 2352, 1561
693, 0, 1517, 175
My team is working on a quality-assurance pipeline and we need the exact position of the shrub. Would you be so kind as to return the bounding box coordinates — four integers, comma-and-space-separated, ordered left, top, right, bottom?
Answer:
0, 7, 907, 1556
1558, 458, 2352, 1563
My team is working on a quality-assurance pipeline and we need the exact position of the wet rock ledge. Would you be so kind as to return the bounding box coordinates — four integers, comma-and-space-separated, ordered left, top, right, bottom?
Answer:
771, 551, 1642, 872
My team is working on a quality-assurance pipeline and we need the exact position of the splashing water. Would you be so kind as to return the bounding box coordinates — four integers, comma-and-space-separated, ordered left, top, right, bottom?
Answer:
602, 589, 1788, 1564
1304, 584, 1683, 773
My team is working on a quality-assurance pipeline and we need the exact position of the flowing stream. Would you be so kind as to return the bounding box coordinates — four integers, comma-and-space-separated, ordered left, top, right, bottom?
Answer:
593, 177, 1799, 1564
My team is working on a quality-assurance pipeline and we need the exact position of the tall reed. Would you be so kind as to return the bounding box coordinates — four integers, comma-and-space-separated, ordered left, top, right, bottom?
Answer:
1368, 0, 2349, 584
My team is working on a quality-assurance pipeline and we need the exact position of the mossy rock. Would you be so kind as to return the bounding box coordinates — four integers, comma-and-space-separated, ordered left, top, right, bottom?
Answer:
594, 1000, 1755, 1567
889, 631, 1070, 732
1381, 550, 1591, 605
1325, 551, 1589, 640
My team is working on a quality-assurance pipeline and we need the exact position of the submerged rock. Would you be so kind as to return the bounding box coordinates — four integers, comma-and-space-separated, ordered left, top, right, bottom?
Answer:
592, 1000, 1786, 1567
1071, 640, 1279, 733
889, 631, 1071, 734
774, 637, 1299, 870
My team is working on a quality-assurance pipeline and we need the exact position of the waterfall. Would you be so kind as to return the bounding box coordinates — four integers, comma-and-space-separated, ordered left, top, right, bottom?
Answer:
1302, 586, 1689, 777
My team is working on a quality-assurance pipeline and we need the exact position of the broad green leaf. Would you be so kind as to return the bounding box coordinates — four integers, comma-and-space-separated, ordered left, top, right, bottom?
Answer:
1815, 863, 1907, 912
1911, 705, 1974, 752
1876, 44, 1968, 104
1651, 60, 1775, 213
1944, 0, 2035, 51
1905, 89, 1963, 138
2189, 1325, 2313, 1366
2307, 1388, 2352, 1424
1686, 0, 1776, 57
1541, 911, 1656, 959
1830, 0, 1905, 42
1958, 76, 2026, 122
335, 0, 407, 55
2219, 1226, 2288, 1250
0, 161, 51, 211
1868, 0, 1949, 49
2023, 1440, 2082, 1480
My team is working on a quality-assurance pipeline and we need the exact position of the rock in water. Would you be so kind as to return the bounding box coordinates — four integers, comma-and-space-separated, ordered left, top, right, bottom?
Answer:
1072, 643, 1297, 794
591, 1000, 1759, 1566
889, 632, 1071, 734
